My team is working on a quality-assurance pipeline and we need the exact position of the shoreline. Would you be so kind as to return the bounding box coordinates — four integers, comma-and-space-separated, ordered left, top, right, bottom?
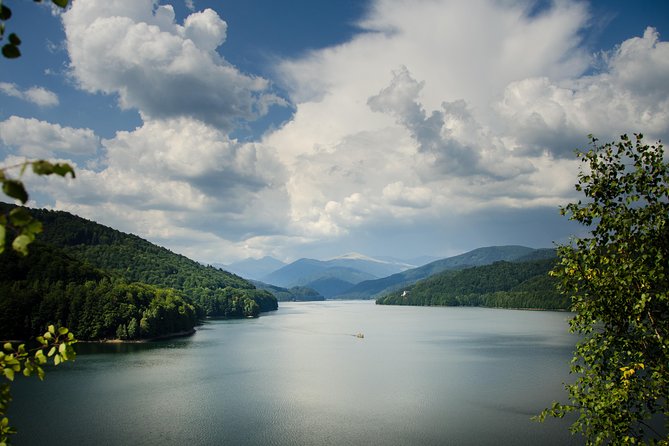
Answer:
375, 302, 571, 312
81, 328, 197, 344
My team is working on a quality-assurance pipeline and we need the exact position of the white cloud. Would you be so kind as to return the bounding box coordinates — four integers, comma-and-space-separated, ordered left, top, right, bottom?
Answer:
0, 82, 59, 107
382, 181, 432, 209
496, 27, 669, 156
259, 0, 669, 255
62, 0, 285, 130
13, 0, 669, 264
0, 116, 100, 157
35, 117, 291, 260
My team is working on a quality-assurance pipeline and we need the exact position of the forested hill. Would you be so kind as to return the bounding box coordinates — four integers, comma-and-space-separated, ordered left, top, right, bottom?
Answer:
376, 257, 570, 310
0, 242, 198, 341
339, 245, 553, 299
252, 282, 326, 302
0, 204, 278, 340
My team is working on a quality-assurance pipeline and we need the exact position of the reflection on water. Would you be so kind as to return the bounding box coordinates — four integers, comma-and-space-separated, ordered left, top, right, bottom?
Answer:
10, 301, 582, 446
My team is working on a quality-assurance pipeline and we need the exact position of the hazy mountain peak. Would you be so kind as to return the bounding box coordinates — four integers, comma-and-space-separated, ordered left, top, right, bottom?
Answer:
331, 252, 383, 262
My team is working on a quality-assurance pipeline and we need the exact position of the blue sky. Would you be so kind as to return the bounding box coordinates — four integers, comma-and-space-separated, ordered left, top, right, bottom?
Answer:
1, 0, 668, 264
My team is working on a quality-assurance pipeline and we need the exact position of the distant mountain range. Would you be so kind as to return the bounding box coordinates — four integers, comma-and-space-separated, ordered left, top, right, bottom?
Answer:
229, 246, 556, 299
259, 253, 417, 298
337, 246, 557, 299
214, 256, 286, 281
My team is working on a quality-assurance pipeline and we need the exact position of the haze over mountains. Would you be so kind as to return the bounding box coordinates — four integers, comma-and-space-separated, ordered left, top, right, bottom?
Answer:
2, 202, 559, 308
224, 246, 556, 299
215, 257, 287, 281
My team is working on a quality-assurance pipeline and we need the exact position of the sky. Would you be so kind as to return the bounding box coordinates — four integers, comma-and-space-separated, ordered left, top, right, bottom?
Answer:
0, 0, 668, 265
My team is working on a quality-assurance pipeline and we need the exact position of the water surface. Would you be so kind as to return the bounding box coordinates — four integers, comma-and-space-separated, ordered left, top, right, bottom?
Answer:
11, 301, 581, 445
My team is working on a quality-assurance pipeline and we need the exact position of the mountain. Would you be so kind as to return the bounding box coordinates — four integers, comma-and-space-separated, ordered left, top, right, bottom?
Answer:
252, 281, 325, 302
337, 246, 553, 299
260, 253, 412, 295
0, 242, 199, 341
376, 257, 568, 310
215, 256, 286, 281
0, 204, 278, 340
326, 253, 416, 277
304, 277, 357, 298
378, 255, 440, 267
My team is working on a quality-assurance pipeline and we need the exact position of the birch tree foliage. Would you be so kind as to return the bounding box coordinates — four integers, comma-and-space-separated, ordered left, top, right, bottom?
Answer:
538, 134, 668, 445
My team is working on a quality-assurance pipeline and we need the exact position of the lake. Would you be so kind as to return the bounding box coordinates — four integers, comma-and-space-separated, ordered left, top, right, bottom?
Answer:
10, 300, 582, 445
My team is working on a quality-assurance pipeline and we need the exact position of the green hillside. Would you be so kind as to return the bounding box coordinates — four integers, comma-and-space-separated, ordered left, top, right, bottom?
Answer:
376, 258, 569, 310
0, 242, 198, 341
0, 204, 278, 340
252, 282, 325, 302
339, 245, 550, 299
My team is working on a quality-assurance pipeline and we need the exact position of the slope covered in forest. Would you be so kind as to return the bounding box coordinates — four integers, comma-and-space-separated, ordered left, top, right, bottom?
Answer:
376, 257, 568, 310
339, 246, 551, 299
0, 242, 199, 341
0, 204, 278, 340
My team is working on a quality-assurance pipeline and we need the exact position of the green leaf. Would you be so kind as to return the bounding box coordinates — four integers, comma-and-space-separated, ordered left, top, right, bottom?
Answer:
2, 43, 20, 58
11, 234, 32, 256
52, 163, 75, 178
0, 5, 12, 21
2, 179, 28, 203
51, 0, 69, 7
2, 344, 11, 352
0, 226, 4, 255
2, 369, 14, 381
8, 207, 32, 226
31, 160, 54, 176
58, 327, 69, 335
35, 350, 46, 365
23, 219, 43, 235
7, 33, 20, 46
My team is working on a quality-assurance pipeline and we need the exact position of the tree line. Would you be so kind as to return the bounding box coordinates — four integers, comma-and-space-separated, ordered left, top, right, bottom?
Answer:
376, 258, 569, 310
0, 205, 278, 341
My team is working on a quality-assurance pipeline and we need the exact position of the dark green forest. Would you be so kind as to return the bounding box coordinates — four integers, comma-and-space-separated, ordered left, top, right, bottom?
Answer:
0, 204, 278, 341
376, 258, 569, 310
253, 282, 325, 301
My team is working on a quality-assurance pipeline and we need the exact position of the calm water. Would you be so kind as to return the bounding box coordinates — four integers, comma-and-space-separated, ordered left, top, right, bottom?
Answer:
10, 301, 582, 445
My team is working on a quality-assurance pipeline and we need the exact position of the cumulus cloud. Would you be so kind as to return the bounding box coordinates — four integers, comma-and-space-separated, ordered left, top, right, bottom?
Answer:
260, 0, 669, 257
382, 181, 432, 209
62, 0, 285, 129
367, 66, 533, 180
496, 27, 669, 156
0, 83, 59, 107
13, 0, 669, 263
0, 116, 100, 157
36, 117, 291, 259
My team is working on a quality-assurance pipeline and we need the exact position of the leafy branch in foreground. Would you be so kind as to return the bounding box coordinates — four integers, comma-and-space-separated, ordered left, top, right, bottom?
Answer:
0, 160, 75, 255
0, 159, 76, 445
0, 325, 76, 441
1, 0, 69, 59
536, 134, 668, 445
